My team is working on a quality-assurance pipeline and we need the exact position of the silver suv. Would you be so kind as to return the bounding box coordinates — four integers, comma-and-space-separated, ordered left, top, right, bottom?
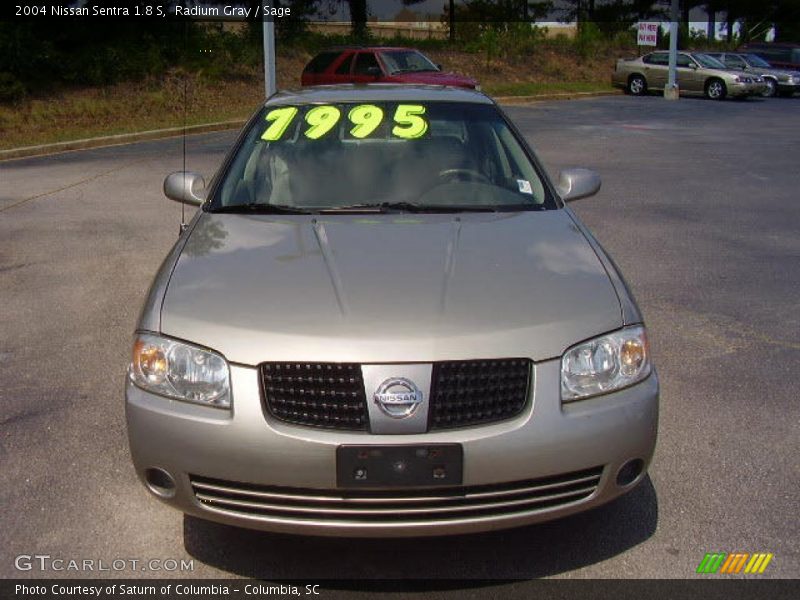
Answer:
126, 85, 659, 537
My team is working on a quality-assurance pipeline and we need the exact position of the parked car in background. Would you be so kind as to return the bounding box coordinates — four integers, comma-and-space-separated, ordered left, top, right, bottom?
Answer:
301, 46, 479, 90
738, 42, 800, 72
613, 51, 762, 99
707, 52, 800, 97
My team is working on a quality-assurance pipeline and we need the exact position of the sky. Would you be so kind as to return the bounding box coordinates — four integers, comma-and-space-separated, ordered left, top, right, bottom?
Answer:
313, 0, 764, 42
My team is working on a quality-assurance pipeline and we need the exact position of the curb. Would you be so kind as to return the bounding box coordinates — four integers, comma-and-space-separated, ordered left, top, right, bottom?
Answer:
0, 91, 619, 161
494, 90, 621, 104
0, 119, 246, 162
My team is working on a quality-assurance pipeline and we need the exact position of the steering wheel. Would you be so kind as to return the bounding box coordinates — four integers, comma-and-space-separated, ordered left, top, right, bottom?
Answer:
437, 168, 491, 185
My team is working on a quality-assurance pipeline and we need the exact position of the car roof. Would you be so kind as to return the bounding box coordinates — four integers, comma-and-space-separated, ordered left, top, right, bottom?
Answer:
741, 42, 800, 48
321, 46, 418, 52
266, 84, 493, 107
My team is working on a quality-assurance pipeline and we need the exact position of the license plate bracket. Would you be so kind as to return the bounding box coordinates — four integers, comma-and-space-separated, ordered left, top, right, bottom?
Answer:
336, 444, 463, 488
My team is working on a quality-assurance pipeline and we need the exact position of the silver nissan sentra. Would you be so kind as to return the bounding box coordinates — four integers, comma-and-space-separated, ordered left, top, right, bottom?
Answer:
126, 85, 658, 537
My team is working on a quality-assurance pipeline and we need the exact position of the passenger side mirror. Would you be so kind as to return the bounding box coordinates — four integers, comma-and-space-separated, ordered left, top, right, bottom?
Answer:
556, 168, 601, 202
164, 171, 205, 206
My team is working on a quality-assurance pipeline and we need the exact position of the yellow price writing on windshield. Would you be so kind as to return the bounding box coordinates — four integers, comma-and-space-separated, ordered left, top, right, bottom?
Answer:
392, 104, 428, 139
304, 105, 341, 139
348, 104, 384, 139
262, 106, 298, 142
261, 104, 428, 141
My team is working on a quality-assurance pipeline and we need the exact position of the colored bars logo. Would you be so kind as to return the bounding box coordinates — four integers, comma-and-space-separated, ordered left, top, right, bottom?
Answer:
696, 552, 773, 574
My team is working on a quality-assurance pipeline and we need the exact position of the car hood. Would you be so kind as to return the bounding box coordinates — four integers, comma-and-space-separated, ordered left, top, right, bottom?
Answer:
757, 67, 800, 78
707, 67, 740, 79
391, 71, 477, 88
160, 210, 623, 365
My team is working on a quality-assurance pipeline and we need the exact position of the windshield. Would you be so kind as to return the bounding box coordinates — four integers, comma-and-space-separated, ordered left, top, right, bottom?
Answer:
380, 50, 439, 74
212, 101, 553, 213
694, 53, 727, 69
744, 53, 771, 68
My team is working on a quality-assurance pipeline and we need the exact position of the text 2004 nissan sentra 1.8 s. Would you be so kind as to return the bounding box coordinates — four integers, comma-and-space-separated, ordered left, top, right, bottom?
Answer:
126, 85, 658, 537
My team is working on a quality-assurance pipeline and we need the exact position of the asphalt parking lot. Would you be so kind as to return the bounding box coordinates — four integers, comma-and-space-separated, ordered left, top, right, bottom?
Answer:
1, 94, 798, 582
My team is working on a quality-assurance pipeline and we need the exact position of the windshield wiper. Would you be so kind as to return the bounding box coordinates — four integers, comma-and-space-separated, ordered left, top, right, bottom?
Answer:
211, 203, 314, 215
320, 202, 498, 213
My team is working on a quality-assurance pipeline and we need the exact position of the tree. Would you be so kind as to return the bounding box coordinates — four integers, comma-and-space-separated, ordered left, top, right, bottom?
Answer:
403, 0, 455, 40
347, 0, 369, 40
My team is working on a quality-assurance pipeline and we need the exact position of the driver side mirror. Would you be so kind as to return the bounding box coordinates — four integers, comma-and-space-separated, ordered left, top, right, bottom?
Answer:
164, 171, 205, 206
556, 168, 601, 202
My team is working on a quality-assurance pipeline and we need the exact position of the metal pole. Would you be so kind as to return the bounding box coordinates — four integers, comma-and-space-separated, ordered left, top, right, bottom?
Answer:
665, 0, 679, 99
263, 16, 276, 99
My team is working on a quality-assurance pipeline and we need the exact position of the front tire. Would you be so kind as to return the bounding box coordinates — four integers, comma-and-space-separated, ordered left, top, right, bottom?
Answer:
705, 78, 727, 100
628, 74, 647, 96
762, 78, 778, 98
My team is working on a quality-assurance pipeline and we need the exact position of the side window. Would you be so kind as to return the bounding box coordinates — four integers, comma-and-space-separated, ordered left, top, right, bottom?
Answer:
335, 53, 354, 75
676, 54, 694, 68
725, 55, 746, 67
644, 53, 668, 66
353, 52, 381, 76
757, 49, 787, 62
303, 52, 339, 74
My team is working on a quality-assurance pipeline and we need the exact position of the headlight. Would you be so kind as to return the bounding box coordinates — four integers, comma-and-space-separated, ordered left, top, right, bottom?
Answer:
561, 326, 651, 401
130, 333, 231, 408
733, 76, 742, 83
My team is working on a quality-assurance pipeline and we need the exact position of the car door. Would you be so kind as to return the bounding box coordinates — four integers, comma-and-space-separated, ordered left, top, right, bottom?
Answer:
642, 52, 669, 89
721, 53, 749, 74
350, 51, 384, 84
328, 52, 356, 84
676, 54, 704, 93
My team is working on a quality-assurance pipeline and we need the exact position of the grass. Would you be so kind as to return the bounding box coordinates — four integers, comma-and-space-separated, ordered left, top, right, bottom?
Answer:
485, 81, 617, 96
0, 45, 622, 151
0, 78, 262, 150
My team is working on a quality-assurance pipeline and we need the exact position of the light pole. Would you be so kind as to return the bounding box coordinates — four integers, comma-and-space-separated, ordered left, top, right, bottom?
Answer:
263, 15, 276, 98
665, 0, 679, 100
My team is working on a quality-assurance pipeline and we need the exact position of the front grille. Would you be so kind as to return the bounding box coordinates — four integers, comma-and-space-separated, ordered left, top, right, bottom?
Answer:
429, 359, 531, 430
261, 363, 368, 430
261, 359, 531, 431
190, 466, 603, 524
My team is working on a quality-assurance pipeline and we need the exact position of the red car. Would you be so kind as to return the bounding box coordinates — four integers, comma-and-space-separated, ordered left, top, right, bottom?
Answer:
301, 46, 479, 90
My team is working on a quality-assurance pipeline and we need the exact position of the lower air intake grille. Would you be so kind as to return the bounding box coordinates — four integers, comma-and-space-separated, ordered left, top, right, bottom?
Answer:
190, 466, 603, 524
429, 359, 531, 430
261, 363, 368, 430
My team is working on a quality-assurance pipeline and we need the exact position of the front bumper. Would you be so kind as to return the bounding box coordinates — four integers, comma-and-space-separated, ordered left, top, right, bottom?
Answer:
728, 81, 753, 97
126, 360, 659, 537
